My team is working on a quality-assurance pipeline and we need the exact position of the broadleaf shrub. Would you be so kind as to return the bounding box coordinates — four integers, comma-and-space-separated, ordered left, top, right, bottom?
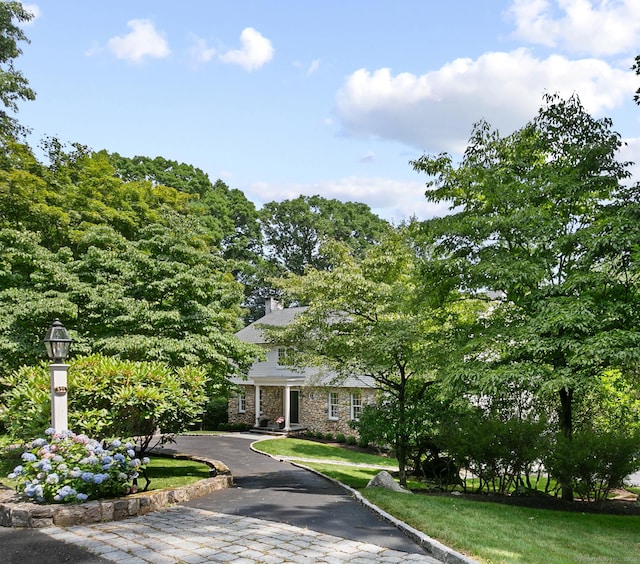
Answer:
542, 430, 640, 502
0, 354, 208, 454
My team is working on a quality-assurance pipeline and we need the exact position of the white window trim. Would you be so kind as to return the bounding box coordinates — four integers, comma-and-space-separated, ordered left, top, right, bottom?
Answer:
238, 392, 246, 413
350, 392, 362, 420
328, 392, 339, 420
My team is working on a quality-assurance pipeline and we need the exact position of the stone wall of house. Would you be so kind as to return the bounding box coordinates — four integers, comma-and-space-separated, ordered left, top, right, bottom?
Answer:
301, 386, 376, 438
228, 386, 285, 426
228, 386, 255, 426
228, 384, 375, 437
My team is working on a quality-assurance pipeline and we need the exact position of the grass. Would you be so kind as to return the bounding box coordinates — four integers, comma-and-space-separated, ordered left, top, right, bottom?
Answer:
253, 437, 398, 468
256, 438, 640, 564
143, 456, 210, 490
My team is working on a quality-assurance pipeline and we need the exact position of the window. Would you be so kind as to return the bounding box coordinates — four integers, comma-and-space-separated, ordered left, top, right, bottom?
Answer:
328, 392, 339, 420
351, 392, 362, 420
277, 347, 289, 365
238, 392, 246, 413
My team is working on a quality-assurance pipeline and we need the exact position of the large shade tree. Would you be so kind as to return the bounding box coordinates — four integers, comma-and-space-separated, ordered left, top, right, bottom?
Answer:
411, 94, 640, 500
266, 230, 480, 486
0, 1, 35, 137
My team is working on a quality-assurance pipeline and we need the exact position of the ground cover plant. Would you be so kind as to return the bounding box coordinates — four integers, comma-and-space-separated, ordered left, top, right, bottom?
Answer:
257, 438, 640, 563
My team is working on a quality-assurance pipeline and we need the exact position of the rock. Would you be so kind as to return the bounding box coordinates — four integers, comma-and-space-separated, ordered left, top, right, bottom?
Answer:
366, 471, 410, 493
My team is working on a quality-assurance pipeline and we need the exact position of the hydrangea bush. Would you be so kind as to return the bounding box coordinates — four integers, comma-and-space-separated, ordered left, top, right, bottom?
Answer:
7, 428, 149, 503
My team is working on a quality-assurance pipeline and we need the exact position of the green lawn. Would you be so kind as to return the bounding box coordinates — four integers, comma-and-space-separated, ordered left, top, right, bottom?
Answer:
253, 437, 398, 467
143, 456, 210, 490
255, 438, 640, 564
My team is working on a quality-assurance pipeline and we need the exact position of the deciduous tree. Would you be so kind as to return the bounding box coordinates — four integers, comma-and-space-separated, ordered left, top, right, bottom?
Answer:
266, 230, 480, 486
411, 94, 640, 500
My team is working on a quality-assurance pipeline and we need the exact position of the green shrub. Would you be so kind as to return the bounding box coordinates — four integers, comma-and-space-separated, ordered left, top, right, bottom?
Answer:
0, 355, 208, 455
8, 429, 146, 504
314, 431, 324, 439
324, 433, 334, 441
346, 435, 357, 445
199, 397, 229, 431
335, 433, 346, 443
357, 437, 369, 449
438, 410, 547, 494
543, 430, 640, 502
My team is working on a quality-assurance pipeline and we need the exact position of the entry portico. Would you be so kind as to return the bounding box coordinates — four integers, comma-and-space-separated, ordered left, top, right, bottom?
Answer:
228, 298, 376, 436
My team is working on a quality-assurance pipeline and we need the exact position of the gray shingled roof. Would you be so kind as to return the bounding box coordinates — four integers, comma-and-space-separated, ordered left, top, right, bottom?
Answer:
236, 306, 308, 344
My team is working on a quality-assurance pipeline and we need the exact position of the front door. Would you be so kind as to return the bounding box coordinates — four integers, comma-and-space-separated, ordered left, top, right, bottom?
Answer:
289, 390, 299, 424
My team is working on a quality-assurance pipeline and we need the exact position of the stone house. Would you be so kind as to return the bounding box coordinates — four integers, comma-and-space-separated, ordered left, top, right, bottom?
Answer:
227, 298, 376, 436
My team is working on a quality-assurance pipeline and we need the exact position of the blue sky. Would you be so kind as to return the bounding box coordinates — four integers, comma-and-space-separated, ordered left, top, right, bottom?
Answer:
14, 1, 640, 222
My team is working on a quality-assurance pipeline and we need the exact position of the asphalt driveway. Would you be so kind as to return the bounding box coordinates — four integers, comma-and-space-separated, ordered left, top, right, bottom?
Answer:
165, 433, 428, 554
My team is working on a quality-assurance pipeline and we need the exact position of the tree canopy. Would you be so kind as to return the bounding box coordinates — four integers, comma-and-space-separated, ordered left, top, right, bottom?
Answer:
0, 1, 35, 137
411, 93, 640, 500
266, 230, 481, 485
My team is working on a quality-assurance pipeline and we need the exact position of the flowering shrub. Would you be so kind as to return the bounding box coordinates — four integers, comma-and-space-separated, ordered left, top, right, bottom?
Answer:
7, 428, 149, 504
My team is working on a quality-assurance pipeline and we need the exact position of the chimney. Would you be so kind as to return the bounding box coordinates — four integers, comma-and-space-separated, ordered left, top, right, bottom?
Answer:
265, 297, 284, 316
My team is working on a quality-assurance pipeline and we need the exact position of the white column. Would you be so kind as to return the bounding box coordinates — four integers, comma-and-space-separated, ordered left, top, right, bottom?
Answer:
49, 363, 69, 433
254, 385, 261, 427
283, 384, 291, 430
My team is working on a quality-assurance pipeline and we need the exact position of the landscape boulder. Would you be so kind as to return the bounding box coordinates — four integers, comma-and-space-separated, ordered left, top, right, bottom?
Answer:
366, 471, 410, 493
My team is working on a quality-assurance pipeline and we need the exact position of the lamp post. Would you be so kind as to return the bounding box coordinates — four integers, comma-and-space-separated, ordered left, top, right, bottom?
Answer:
43, 319, 72, 433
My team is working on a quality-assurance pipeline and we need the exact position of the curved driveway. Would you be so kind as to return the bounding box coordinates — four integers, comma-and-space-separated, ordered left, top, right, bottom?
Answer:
1, 433, 452, 563
169, 433, 428, 553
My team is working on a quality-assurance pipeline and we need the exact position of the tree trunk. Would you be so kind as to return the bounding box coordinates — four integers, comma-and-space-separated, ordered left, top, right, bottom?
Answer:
559, 387, 574, 502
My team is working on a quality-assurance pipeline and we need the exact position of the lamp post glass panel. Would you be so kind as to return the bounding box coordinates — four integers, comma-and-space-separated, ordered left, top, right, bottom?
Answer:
43, 319, 72, 433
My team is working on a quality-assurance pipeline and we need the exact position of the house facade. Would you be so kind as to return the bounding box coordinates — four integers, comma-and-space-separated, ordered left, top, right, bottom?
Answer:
228, 298, 376, 436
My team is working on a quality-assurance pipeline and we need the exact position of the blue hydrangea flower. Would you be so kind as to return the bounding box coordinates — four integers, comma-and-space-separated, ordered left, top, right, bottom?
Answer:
81, 472, 94, 482
113, 453, 125, 463
76, 493, 88, 502
21, 452, 37, 462
44, 428, 56, 435
45, 473, 59, 484
110, 439, 122, 448
142, 457, 150, 465
38, 461, 52, 473
93, 473, 109, 485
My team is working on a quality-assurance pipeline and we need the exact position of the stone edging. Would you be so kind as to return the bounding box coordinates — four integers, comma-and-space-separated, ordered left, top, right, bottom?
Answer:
0, 453, 232, 528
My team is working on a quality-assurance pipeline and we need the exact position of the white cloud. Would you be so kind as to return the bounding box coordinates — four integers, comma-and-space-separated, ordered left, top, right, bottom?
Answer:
619, 136, 640, 184
242, 177, 450, 223
22, 3, 41, 23
508, 0, 640, 56
188, 34, 216, 66
335, 49, 636, 154
107, 19, 171, 63
219, 27, 274, 71
307, 59, 321, 76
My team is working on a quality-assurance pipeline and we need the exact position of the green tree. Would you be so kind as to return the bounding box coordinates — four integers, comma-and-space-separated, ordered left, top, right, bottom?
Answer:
0, 223, 261, 385
633, 54, 640, 105
0, 1, 35, 137
411, 94, 640, 500
267, 230, 480, 486
260, 195, 391, 275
